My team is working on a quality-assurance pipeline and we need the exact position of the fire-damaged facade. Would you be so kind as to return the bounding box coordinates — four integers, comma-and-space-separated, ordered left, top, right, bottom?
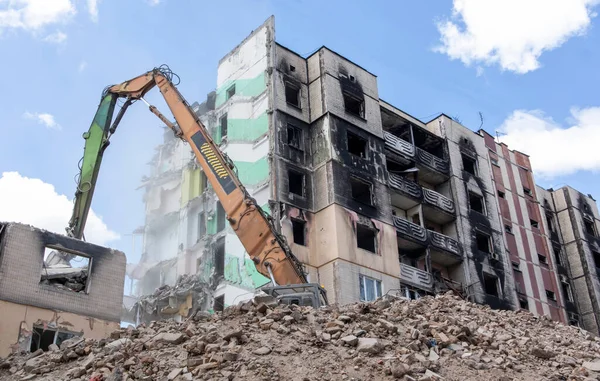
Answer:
128, 16, 600, 331
0, 223, 126, 357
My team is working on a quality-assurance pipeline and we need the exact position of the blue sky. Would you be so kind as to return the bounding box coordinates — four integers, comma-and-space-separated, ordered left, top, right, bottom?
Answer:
1, 0, 599, 265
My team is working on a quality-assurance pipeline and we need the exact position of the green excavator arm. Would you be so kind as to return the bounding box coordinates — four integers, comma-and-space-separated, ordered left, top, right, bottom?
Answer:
66, 93, 119, 239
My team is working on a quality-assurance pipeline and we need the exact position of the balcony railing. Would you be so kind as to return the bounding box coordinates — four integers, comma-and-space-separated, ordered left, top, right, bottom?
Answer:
393, 216, 428, 244
388, 173, 423, 200
423, 188, 455, 214
384, 132, 414, 158
429, 230, 461, 256
400, 265, 433, 291
415, 147, 450, 175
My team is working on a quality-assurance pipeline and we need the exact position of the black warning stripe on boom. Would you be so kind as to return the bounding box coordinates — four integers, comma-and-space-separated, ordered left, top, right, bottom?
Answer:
191, 131, 236, 195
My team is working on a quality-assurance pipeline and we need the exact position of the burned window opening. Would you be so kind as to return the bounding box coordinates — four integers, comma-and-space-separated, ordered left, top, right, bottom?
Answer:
216, 201, 226, 232
288, 170, 305, 197
498, 190, 505, 199
592, 250, 600, 268
289, 64, 296, 72
356, 224, 377, 253
553, 246, 563, 266
530, 219, 539, 229
285, 82, 300, 108
343, 92, 364, 118
584, 220, 596, 236
215, 238, 225, 278
219, 114, 228, 139
538, 254, 548, 265
561, 281, 574, 302
505, 224, 513, 234
462, 154, 477, 176
197, 212, 206, 242
292, 219, 306, 246
347, 131, 367, 158
519, 298, 529, 310
512, 261, 520, 272
546, 214, 555, 232
483, 273, 499, 297
350, 177, 372, 205
287, 124, 302, 150
226, 84, 236, 100
469, 192, 485, 215
546, 290, 556, 301
523, 187, 532, 196
349, 75, 356, 82
490, 157, 499, 166
213, 295, 225, 312
476, 232, 492, 254
41, 248, 91, 293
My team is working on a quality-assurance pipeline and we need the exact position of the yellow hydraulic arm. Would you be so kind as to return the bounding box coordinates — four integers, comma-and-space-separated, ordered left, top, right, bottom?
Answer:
68, 66, 307, 286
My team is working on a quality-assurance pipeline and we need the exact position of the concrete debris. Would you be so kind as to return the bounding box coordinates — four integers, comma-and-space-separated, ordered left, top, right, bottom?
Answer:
3, 291, 600, 380
40, 265, 88, 293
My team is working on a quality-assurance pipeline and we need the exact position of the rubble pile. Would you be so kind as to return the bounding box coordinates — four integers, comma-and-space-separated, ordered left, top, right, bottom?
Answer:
2, 291, 600, 381
40, 265, 88, 293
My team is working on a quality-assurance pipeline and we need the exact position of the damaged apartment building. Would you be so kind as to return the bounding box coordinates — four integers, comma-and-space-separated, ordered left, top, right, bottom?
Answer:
128, 16, 600, 333
0, 223, 126, 357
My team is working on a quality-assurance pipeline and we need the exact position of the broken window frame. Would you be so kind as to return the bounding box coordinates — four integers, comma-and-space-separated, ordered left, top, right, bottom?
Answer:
347, 130, 368, 158
288, 169, 305, 197
468, 191, 486, 215
216, 201, 226, 233
214, 237, 225, 278
546, 289, 556, 302
553, 245, 563, 266
519, 298, 529, 310
512, 261, 521, 272
584, 219, 597, 237
461, 154, 478, 176
505, 224, 513, 234
29, 325, 81, 352
356, 223, 377, 254
350, 176, 373, 206
285, 82, 301, 108
286, 124, 303, 151
226, 84, 236, 100
523, 187, 532, 196
561, 281, 574, 303
483, 272, 499, 297
213, 295, 225, 312
219, 113, 228, 140
497, 190, 505, 199
359, 274, 382, 302
343, 92, 365, 118
530, 219, 539, 229
291, 218, 306, 246
41, 246, 92, 294
475, 231, 492, 254
538, 254, 548, 266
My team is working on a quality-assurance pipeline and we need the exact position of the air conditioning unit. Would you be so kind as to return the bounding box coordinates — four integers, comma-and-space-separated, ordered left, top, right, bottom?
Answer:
490, 252, 500, 262
559, 275, 568, 283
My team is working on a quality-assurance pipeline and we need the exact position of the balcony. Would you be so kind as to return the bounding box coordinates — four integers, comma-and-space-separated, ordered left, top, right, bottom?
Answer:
393, 216, 428, 250
384, 132, 414, 165
415, 147, 450, 185
422, 188, 456, 224
429, 230, 462, 266
388, 173, 423, 209
400, 264, 433, 291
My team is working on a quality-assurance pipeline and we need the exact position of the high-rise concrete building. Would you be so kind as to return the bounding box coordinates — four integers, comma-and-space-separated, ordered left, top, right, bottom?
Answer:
129, 17, 600, 332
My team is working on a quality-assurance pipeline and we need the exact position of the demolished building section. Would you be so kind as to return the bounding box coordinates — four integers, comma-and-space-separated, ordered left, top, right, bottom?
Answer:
0, 222, 126, 357
127, 16, 600, 331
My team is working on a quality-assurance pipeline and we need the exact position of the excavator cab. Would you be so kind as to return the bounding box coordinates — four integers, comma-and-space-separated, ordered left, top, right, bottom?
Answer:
261, 283, 328, 308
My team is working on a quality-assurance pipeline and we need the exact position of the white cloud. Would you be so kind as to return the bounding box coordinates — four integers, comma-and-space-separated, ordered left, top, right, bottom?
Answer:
42, 30, 67, 44
147, 0, 160, 6
78, 60, 87, 72
87, 0, 99, 22
0, 0, 76, 31
23, 111, 62, 130
0, 172, 119, 246
435, 0, 600, 74
498, 106, 600, 178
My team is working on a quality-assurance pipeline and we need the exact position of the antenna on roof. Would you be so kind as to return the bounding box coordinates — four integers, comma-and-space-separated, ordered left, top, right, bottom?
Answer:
478, 112, 484, 130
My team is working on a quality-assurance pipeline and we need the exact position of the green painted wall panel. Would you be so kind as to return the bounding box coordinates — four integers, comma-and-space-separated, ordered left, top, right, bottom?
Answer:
214, 112, 268, 144
233, 156, 269, 187
215, 72, 267, 107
